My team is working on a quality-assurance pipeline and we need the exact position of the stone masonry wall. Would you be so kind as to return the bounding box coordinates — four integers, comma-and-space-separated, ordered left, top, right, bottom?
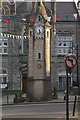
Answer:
51, 22, 77, 90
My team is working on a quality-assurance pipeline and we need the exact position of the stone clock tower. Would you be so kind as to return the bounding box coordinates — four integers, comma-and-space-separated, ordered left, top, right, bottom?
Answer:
27, 3, 52, 101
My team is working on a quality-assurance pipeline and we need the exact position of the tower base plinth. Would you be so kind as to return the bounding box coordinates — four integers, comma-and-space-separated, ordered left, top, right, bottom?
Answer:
27, 79, 52, 102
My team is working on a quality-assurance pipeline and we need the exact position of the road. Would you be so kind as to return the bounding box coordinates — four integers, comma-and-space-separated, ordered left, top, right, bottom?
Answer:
2, 103, 75, 119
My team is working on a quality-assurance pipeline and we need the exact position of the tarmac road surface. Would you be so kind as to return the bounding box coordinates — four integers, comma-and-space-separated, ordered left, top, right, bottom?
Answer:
2, 103, 77, 119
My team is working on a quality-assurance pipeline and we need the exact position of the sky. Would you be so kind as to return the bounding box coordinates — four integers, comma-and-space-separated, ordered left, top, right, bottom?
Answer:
7, 0, 79, 5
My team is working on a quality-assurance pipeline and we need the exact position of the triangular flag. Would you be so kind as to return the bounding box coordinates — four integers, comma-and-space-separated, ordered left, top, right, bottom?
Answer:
10, 35, 12, 37
24, 36, 26, 39
22, 18, 26, 21
4, 34, 6, 37
20, 36, 22, 39
30, 18, 34, 23
18, 36, 19, 39
73, 14, 77, 19
15, 36, 17, 39
27, 36, 29, 38
7, 34, 9, 38
14, 19, 18, 24
66, 15, 69, 19
5, 19, 9, 24
56, 16, 60, 21
48, 17, 51, 22
39, 17, 42, 22
22, 36, 24, 39
1, 33, 3, 36
13, 35, 14, 39
28, 36, 30, 38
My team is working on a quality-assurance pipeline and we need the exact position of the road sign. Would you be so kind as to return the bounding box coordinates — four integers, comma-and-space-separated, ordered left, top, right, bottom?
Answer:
65, 56, 77, 68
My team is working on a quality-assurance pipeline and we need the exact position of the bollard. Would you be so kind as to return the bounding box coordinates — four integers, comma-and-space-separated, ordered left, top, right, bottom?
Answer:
7, 95, 8, 104
73, 96, 77, 116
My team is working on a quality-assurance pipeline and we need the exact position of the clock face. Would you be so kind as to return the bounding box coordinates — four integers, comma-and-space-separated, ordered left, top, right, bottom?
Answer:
35, 26, 44, 34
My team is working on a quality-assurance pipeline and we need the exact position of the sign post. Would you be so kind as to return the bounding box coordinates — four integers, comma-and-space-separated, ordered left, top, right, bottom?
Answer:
65, 56, 77, 120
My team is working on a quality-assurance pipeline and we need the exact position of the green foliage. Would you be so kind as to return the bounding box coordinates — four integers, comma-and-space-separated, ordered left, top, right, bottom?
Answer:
14, 93, 18, 101
18, 91, 22, 97
53, 86, 57, 96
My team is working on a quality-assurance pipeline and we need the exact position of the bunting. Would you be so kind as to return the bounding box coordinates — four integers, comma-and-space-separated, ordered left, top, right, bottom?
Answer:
66, 15, 69, 19
30, 18, 34, 23
22, 18, 26, 21
73, 14, 77, 19
0, 33, 30, 39
39, 17, 42, 22
14, 19, 18, 24
0, 13, 78, 24
48, 17, 51, 22
56, 16, 60, 21
5, 19, 9, 24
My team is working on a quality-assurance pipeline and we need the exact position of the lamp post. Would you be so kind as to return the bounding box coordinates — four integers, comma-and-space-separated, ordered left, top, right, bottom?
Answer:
66, 68, 69, 120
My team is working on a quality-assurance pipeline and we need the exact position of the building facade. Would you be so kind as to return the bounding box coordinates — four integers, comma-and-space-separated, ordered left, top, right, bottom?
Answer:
0, 1, 79, 101
50, 2, 78, 91
0, 2, 28, 92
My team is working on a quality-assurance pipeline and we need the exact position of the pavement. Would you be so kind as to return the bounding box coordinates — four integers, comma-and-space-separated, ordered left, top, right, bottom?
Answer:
1, 117, 79, 119
1, 92, 80, 105
1, 93, 80, 120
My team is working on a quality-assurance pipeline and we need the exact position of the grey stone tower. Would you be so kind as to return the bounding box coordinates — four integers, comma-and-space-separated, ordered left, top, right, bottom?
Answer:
26, 2, 52, 101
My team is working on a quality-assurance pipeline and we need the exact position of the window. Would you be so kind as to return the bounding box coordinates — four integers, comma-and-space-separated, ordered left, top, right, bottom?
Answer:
38, 53, 41, 59
47, 31, 49, 37
0, 49, 2, 53
63, 42, 67, 46
58, 36, 62, 41
58, 48, 62, 54
3, 36, 8, 40
0, 35, 8, 54
0, 70, 8, 89
68, 48, 72, 54
58, 70, 72, 90
4, 48, 7, 53
0, 41, 2, 46
39, 16, 42, 22
23, 40, 27, 54
58, 42, 62, 46
68, 77, 71, 86
57, 36, 72, 55
39, 16, 40, 21
3, 77, 7, 84
58, 76, 71, 90
0, 36, 2, 40
30, 31, 32, 36
4, 41, 8, 47
68, 42, 72, 47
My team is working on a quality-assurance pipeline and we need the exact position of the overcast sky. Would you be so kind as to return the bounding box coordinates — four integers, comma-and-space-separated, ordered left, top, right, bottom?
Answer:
8, 0, 79, 5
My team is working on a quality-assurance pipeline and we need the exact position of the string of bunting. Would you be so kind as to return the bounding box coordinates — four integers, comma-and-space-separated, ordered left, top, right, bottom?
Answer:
0, 33, 30, 39
56, 14, 78, 21
0, 18, 27, 25
0, 13, 78, 24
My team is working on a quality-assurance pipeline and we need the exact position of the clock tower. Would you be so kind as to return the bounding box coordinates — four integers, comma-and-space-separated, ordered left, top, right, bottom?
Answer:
27, 3, 52, 101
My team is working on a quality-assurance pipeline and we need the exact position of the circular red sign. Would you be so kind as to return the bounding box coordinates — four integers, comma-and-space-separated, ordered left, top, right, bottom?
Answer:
65, 56, 77, 68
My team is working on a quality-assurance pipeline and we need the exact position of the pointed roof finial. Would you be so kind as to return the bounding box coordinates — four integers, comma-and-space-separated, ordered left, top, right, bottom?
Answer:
41, 0, 42, 4
51, 10, 52, 16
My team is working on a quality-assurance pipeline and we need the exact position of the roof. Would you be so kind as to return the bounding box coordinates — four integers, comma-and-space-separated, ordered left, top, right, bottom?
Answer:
1, 2, 79, 22
56, 2, 79, 22
45, 2, 79, 22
